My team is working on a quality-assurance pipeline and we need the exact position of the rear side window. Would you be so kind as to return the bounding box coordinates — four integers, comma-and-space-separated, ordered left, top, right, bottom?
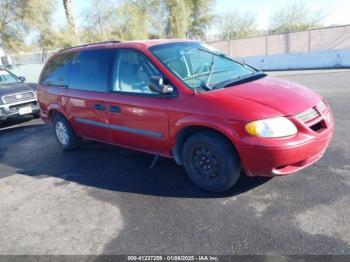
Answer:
69, 49, 114, 92
40, 54, 72, 86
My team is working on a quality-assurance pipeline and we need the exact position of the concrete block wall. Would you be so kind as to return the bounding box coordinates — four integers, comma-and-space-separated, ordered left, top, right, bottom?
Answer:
5, 25, 350, 82
8, 49, 350, 82
207, 25, 350, 71
244, 49, 350, 71
208, 25, 350, 58
9, 64, 44, 83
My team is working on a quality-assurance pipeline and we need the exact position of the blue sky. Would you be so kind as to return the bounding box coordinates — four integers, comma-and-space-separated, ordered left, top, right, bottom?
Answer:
56, 0, 350, 30
215, 0, 350, 29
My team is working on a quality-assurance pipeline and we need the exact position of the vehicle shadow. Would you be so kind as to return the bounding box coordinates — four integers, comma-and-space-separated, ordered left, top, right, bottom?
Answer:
0, 115, 40, 130
1, 122, 271, 198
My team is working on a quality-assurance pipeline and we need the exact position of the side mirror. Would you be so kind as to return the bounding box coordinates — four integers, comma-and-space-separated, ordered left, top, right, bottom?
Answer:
18, 76, 26, 82
148, 76, 173, 94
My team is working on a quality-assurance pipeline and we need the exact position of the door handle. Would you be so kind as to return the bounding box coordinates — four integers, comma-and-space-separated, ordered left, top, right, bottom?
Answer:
94, 104, 105, 111
109, 105, 121, 113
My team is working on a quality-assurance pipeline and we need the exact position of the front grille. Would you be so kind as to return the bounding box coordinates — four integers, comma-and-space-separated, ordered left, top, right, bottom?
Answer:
9, 101, 37, 111
2, 92, 35, 104
296, 107, 320, 123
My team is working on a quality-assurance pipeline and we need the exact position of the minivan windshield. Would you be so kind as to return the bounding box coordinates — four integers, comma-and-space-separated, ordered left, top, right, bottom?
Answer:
0, 70, 20, 85
149, 42, 265, 91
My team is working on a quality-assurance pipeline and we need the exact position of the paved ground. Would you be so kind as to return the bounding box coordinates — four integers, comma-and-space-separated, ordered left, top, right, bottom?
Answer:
0, 70, 349, 255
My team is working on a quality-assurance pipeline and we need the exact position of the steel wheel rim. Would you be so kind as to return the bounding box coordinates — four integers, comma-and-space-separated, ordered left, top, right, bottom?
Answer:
55, 121, 69, 145
192, 146, 219, 180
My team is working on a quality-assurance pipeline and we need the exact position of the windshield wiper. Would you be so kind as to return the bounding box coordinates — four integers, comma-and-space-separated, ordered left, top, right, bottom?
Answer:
198, 48, 248, 67
198, 48, 229, 90
211, 72, 267, 90
198, 48, 227, 58
205, 54, 215, 89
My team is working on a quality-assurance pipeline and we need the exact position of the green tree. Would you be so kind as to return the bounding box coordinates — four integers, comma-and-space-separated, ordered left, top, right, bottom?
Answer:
0, 0, 24, 51
0, 0, 54, 52
80, 0, 166, 42
145, 0, 167, 39
165, 0, 190, 38
219, 10, 257, 40
37, 28, 77, 57
111, 0, 149, 40
80, 0, 116, 43
80, 0, 216, 42
187, 0, 216, 40
269, 2, 326, 34
30, 0, 77, 53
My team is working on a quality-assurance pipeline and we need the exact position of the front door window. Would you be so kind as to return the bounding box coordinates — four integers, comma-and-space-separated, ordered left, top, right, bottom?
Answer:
113, 50, 161, 94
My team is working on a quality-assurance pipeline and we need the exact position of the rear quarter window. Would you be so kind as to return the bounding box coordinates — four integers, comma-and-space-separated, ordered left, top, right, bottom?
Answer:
69, 49, 114, 92
40, 54, 72, 86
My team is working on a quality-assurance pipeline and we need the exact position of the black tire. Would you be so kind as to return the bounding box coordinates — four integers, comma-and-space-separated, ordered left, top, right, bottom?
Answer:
33, 112, 40, 118
183, 131, 241, 193
53, 114, 81, 150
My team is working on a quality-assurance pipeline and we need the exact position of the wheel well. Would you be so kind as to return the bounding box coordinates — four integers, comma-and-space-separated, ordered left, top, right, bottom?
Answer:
48, 109, 64, 121
173, 126, 235, 165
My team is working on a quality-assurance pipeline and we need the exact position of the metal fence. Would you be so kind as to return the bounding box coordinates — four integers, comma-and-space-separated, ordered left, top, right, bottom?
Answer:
208, 24, 350, 58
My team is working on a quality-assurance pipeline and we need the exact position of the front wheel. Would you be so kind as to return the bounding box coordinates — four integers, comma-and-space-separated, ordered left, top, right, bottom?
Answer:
183, 131, 241, 193
53, 114, 81, 150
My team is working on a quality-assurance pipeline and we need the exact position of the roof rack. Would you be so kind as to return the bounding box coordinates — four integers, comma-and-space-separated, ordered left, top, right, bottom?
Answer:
58, 40, 121, 52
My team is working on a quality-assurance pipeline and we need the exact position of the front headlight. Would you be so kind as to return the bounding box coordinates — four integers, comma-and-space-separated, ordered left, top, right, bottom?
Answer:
245, 117, 297, 138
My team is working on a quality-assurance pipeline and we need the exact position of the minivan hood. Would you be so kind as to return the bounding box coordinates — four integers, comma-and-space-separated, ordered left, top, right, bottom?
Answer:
211, 76, 321, 116
0, 82, 33, 97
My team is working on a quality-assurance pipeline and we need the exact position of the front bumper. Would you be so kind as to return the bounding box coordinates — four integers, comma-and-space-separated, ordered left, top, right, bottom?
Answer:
0, 99, 40, 121
237, 128, 333, 177
236, 103, 334, 177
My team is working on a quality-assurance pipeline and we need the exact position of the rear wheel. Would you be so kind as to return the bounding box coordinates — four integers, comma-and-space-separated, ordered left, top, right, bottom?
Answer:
183, 131, 241, 193
53, 114, 81, 150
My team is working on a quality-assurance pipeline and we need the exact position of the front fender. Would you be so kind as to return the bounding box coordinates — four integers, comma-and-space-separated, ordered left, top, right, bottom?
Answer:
170, 114, 242, 147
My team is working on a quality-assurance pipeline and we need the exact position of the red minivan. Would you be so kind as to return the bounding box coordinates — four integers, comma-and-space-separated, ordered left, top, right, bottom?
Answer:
37, 39, 334, 192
